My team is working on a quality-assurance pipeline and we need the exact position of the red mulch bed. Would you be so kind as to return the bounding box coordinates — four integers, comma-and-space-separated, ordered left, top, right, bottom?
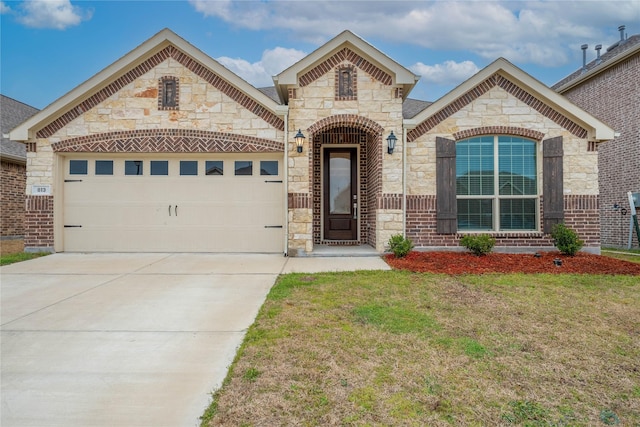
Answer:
385, 251, 640, 275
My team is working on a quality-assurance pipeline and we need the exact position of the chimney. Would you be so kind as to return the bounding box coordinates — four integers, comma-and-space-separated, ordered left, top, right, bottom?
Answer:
581, 44, 588, 73
595, 44, 602, 65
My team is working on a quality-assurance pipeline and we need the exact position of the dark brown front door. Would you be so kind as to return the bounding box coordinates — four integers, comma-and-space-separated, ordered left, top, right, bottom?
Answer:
323, 147, 357, 240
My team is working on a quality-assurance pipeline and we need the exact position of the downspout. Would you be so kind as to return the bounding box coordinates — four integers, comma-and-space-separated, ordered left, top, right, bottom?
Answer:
402, 127, 407, 237
283, 112, 289, 256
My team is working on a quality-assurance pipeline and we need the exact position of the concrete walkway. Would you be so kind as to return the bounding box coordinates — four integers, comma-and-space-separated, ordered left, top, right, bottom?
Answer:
1, 253, 389, 427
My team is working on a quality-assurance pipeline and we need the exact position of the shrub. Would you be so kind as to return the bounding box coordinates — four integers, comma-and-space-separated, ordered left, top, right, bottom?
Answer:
551, 223, 583, 256
460, 234, 496, 256
388, 234, 413, 258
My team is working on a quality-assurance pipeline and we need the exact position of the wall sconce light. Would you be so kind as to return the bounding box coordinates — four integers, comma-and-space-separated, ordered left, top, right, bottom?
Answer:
386, 131, 397, 155
295, 129, 305, 153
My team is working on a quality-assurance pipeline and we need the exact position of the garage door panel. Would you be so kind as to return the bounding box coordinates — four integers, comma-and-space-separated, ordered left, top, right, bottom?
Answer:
63, 157, 283, 253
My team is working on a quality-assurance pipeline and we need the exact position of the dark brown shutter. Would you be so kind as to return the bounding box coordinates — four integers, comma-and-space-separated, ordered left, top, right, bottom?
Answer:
543, 136, 564, 233
436, 137, 457, 234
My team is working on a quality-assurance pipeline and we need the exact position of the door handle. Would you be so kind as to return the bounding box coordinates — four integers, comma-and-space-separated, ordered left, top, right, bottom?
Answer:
169, 205, 172, 216
175, 205, 178, 216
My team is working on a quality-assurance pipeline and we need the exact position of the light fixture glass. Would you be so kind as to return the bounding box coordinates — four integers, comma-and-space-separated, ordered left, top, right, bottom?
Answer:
295, 129, 305, 153
387, 131, 397, 154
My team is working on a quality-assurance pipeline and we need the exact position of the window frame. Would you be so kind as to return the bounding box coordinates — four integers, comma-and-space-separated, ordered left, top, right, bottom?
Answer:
456, 135, 540, 232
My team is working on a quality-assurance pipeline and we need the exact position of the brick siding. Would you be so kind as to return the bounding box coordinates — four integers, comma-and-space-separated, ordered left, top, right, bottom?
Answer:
1, 160, 26, 237
406, 194, 599, 249
561, 52, 639, 248
24, 195, 54, 250
299, 47, 392, 87
51, 129, 284, 153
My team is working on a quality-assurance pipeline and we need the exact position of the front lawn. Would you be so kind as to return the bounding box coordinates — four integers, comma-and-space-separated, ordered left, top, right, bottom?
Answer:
0, 251, 49, 266
202, 270, 639, 426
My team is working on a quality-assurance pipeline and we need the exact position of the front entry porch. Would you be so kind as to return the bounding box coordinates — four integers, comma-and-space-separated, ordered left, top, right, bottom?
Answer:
312, 125, 383, 247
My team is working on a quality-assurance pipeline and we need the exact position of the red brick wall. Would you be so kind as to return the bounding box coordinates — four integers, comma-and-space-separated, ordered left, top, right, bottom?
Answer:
561, 52, 639, 248
1, 160, 26, 237
406, 195, 599, 250
24, 195, 54, 250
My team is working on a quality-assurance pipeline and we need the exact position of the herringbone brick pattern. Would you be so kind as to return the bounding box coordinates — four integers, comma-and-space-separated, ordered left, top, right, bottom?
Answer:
51, 129, 284, 153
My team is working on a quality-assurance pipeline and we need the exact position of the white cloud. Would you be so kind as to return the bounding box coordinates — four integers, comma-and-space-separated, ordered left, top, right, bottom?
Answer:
189, 0, 639, 67
0, 1, 11, 14
17, 0, 91, 30
217, 47, 307, 87
410, 60, 480, 86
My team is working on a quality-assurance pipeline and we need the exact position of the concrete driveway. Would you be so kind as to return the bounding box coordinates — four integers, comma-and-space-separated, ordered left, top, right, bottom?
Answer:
1, 252, 389, 427
1, 253, 287, 427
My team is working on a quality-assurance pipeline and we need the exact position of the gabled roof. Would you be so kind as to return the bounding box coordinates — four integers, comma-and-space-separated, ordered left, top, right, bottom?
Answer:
11, 29, 287, 142
273, 30, 420, 103
405, 58, 615, 142
553, 34, 640, 92
1, 95, 39, 163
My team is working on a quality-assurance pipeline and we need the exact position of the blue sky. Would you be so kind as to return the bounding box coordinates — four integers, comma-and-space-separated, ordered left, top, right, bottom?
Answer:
1, 0, 638, 110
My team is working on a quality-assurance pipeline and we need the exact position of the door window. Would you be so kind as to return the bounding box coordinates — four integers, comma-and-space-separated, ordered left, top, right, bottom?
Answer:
180, 161, 198, 176
329, 152, 351, 214
125, 161, 144, 175
235, 161, 253, 176
69, 160, 88, 175
151, 161, 169, 176
95, 160, 113, 175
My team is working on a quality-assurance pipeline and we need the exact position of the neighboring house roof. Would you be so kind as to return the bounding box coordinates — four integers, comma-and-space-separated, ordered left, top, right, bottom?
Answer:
405, 57, 615, 142
0, 95, 39, 163
10, 28, 287, 142
273, 30, 421, 104
553, 34, 640, 92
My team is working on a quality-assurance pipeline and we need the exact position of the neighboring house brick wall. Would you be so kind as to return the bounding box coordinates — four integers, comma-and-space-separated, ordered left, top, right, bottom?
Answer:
0, 160, 26, 237
560, 52, 639, 248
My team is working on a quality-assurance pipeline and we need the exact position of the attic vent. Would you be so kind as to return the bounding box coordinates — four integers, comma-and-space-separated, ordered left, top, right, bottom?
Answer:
158, 76, 179, 110
335, 65, 357, 101
606, 24, 628, 52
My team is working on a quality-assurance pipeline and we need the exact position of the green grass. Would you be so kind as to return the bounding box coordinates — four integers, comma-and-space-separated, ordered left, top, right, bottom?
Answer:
0, 252, 49, 266
602, 248, 640, 264
202, 271, 640, 426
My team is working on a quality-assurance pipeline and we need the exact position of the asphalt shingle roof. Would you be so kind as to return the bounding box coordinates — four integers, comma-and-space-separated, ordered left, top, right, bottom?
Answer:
1, 95, 39, 161
257, 86, 432, 120
552, 34, 640, 90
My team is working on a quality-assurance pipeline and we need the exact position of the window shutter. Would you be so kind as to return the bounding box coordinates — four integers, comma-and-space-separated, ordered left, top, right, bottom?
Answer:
436, 137, 457, 234
543, 136, 564, 233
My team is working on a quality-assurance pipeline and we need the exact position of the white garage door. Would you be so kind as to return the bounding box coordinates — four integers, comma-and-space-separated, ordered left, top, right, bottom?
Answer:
62, 155, 284, 252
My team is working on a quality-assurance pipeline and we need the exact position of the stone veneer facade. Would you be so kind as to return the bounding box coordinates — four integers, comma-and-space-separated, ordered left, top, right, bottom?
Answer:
406, 77, 600, 251
285, 49, 404, 255
24, 52, 285, 252
18, 30, 608, 254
